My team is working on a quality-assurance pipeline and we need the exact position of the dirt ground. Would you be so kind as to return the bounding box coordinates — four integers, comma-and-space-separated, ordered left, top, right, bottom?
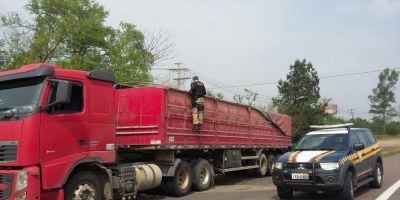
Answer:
379, 139, 400, 147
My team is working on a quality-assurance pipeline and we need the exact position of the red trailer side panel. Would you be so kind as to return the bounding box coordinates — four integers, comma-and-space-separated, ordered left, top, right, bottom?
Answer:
115, 87, 291, 148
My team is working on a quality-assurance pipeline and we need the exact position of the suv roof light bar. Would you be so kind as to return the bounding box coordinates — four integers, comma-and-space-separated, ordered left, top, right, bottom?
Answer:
310, 123, 354, 129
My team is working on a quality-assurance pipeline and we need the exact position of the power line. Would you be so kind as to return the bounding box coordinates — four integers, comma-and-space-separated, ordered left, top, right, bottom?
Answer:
187, 69, 274, 101
208, 67, 400, 90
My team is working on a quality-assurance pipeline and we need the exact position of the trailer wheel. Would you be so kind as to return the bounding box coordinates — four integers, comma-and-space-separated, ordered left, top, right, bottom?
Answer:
166, 161, 192, 196
191, 159, 212, 191
254, 153, 268, 177
64, 171, 104, 200
266, 154, 276, 176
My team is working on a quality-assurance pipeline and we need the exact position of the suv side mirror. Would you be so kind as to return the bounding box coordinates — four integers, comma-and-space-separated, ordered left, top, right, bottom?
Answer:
353, 143, 364, 151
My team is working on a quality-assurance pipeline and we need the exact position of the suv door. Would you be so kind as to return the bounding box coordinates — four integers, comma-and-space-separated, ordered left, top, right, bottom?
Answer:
349, 131, 368, 181
354, 130, 371, 180
363, 130, 379, 175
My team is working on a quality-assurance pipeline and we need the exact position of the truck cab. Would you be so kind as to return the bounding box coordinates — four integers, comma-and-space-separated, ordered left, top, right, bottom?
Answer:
0, 64, 116, 200
272, 123, 383, 200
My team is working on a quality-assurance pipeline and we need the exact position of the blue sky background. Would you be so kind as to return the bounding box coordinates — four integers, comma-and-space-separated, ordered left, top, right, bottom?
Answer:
1, 0, 400, 119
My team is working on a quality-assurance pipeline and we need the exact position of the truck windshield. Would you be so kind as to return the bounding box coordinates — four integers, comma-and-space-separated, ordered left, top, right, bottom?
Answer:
0, 77, 45, 120
295, 134, 348, 151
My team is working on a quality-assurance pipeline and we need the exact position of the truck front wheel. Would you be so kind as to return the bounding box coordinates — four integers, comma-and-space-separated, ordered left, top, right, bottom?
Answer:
64, 171, 104, 200
165, 161, 192, 196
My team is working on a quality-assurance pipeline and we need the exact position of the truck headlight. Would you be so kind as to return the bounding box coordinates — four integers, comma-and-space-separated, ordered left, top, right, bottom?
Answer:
15, 171, 28, 192
274, 162, 283, 170
319, 162, 340, 170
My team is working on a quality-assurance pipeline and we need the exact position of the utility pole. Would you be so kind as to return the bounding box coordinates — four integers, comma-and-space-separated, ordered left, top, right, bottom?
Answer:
348, 108, 356, 122
151, 63, 191, 89
170, 63, 190, 90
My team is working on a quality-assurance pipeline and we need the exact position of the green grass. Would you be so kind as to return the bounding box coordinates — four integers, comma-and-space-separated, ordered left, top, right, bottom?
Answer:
382, 146, 400, 157
375, 134, 400, 141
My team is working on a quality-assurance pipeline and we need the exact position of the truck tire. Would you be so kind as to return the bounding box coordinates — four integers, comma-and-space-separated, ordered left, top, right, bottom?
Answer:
339, 171, 354, 200
64, 171, 104, 200
277, 186, 293, 199
165, 161, 192, 197
266, 154, 276, 176
254, 153, 268, 177
370, 162, 383, 188
191, 159, 212, 191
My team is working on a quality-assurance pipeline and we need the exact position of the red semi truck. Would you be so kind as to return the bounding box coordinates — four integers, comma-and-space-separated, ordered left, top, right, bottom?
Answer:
0, 63, 291, 200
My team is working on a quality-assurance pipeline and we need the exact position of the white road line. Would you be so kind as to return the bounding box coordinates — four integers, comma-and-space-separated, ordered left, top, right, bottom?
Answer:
375, 179, 400, 200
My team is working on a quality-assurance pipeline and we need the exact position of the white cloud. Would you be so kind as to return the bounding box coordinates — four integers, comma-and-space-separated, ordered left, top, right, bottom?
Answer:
367, 0, 400, 17
336, 3, 362, 12
337, 0, 400, 18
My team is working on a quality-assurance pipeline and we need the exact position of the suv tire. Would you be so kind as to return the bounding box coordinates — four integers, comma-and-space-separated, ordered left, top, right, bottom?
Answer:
370, 162, 383, 188
339, 171, 354, 200
277, 186, 293, 199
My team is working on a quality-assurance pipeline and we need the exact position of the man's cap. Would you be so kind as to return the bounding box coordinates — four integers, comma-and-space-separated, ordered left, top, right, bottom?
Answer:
193, 76, 199, 80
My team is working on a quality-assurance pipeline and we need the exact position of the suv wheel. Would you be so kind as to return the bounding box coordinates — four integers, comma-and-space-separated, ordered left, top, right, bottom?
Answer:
277, 186, 293, 199
370, 162, 383, 188
339, 171, 354, 200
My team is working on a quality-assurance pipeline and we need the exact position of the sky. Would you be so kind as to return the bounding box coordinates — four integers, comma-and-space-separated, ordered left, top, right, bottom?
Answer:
1, 0, 400, 119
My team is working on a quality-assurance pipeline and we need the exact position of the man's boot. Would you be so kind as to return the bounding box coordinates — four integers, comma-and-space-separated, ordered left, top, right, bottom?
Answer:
192, 124, 199, 130
197, 124, 202, 130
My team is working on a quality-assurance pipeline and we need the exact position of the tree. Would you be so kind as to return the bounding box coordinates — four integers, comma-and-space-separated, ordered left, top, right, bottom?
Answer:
368, 68, 399, 134
206, 91, 224, 100
104, 23, 154, 84
272, 59, 327, 142
0, 0, 163, 84
233, 88, 259, 107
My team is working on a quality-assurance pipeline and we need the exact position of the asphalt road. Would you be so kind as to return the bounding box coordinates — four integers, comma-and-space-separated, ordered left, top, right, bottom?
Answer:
137, 153, 400, 200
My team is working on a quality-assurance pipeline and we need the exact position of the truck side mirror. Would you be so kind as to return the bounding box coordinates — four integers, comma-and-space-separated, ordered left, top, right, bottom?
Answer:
41, 80, 72, 111
353, 143, 364, 151
54, 80, 72, 104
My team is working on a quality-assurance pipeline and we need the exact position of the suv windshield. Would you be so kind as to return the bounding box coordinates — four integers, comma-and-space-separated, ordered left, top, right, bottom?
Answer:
295, 134, 348, 151
0, 77, 45, 120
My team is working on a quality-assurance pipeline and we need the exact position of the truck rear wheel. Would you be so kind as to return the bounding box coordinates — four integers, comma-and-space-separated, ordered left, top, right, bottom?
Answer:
191, 159, 212, 191
64, 171, 104, 200
254, 153, 268, 177
165, 161, 192, 196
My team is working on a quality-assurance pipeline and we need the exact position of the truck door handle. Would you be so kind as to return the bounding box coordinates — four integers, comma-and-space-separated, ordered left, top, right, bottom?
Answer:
79, 140, 88, 145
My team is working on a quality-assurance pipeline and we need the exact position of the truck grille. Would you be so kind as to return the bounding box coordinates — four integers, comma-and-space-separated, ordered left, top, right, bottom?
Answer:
0, 174, 13, 200
0, 141, 17, 163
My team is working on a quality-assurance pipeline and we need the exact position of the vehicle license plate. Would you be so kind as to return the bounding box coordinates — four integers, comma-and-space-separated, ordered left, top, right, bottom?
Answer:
291, 173, 309, 180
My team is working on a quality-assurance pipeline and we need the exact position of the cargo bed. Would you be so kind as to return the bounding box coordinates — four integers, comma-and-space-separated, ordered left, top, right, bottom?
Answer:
115, 86, 291, 149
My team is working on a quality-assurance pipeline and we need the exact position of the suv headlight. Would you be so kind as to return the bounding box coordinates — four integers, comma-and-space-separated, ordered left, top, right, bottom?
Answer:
15, 170, 28, 192
319, 162, 340, 170
274, 162, 283, 170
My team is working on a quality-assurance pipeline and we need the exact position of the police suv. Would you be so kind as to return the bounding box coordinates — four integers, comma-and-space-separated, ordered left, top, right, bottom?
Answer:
272, 124, 383, 200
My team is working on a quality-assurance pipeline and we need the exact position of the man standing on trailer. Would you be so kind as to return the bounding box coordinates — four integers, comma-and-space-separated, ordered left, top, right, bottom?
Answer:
190, 76, 206, 130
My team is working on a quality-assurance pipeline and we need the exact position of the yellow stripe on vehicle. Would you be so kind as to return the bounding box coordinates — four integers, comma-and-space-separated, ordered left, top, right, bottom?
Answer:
338, 143, 381, 166
288, 151, 300, 163
314, 150, 336, 162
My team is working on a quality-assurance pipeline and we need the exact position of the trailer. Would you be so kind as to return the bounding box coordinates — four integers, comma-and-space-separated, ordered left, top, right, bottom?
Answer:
0, 64, 291, 200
